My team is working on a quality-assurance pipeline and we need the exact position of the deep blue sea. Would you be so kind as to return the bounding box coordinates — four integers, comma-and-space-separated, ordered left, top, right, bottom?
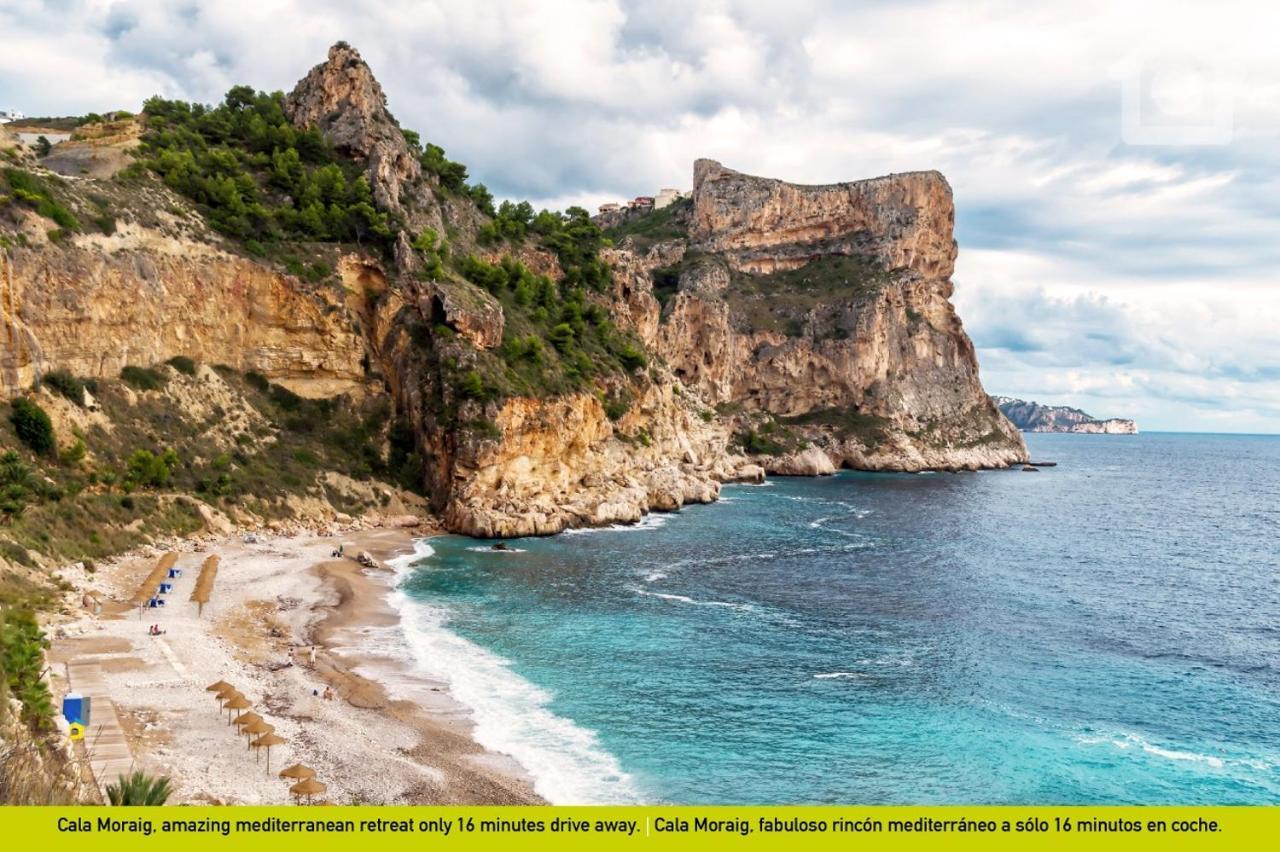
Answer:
384, 433, 1280, 804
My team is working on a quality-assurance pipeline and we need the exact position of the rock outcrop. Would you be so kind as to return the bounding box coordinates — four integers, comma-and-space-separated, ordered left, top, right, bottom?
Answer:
610, 160, 1027, 472
285, 42, 443, 240
440, 383, 733, 537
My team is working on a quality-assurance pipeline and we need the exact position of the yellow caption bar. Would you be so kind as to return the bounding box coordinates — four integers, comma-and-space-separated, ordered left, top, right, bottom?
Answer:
3, 806, 1276, 850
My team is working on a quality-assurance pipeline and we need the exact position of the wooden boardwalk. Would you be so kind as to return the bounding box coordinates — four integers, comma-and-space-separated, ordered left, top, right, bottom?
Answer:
65, 660, 135, 793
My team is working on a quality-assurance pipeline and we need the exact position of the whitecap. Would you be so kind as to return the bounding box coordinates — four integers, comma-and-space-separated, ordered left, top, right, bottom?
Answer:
628, 586, 757, 613
813, 672, 867, 680
562, 513, 670, 536
1074, 729, 1273, 772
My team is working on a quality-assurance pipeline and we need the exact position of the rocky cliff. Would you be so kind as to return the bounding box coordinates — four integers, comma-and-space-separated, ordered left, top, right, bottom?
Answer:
993, 396, 1138, 434
0, 43, 1023, 546
607, 161, 1027, 473
0, 230, 367, 400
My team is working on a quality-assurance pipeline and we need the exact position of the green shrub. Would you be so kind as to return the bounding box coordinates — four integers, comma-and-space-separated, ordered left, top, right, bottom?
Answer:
0, 609, 55, 731
244, 371, 270, 393
268, 383, 303, 411
737, 428, 786, 456
2, 169, 79, 231
617, 343, 647, 372
9, 398, 55, 456
41, 369, 86, 406
106, 771, 172, 806
60, 439, 86, 466
456, 370, 496, 401
124, 448, 179, 489
120, 365, 166, 391
602, 389, 632, 421
165, 355, 197, 375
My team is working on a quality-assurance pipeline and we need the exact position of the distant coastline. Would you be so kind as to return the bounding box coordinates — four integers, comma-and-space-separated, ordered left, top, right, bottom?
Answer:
992, 395, 1138, 434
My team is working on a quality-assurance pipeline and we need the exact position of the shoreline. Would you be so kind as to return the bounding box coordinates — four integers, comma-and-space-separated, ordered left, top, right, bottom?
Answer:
47, 525, 542, 805
309, 530, 542, 804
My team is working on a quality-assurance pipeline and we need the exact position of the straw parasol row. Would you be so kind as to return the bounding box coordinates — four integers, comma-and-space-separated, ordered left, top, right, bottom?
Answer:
130, 552, 179, 606
206, 681, 326, 801
191, 554, 220, 615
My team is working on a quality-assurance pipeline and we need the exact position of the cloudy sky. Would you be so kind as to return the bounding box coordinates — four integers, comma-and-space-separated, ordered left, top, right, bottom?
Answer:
3, 1, 1277, 432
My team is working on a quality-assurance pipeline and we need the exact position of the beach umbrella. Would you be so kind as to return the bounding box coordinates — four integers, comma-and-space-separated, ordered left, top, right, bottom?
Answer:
233, 710, 262, 727
214, 685, 239, 717
206, 680, 232, 693
289, 777, 326, 804
251, 733, 286, 772
224, 694, 251, 723
279, 764, 315, 781
243, 719, 274, 749
233, 711, 263, 741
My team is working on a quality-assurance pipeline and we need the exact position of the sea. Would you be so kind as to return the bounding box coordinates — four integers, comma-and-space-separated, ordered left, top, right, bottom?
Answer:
378, 433, 1280, 804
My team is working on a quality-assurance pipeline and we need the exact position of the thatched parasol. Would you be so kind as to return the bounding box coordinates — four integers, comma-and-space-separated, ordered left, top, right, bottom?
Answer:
289, 777, 326, 804
131, 552, 179, 610
243, 719, 274, 748
279, 764, 315, 781
223, 693, 251, 723
251, 733, 286, 772
191, 555, 220, 616
206, 680, 233, 693
233, 710, 262, 727
215, 685, 239, 713
233, 711, 263, 741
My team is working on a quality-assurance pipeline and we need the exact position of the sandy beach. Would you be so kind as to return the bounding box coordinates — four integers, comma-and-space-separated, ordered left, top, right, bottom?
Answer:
46, 526, 542, 805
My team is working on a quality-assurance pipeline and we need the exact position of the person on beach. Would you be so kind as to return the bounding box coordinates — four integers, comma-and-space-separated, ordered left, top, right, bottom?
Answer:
309, 645, 317, 666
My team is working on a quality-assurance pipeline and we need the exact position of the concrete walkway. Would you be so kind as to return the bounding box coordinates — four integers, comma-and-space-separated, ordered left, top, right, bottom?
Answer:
65, 660, 135, 794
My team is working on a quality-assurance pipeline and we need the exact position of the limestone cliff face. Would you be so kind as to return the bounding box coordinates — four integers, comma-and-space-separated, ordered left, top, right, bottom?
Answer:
611, 160, 1027, 472
0, 225, 367, 399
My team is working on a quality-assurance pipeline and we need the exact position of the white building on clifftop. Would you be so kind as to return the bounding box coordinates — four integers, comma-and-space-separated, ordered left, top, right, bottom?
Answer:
0, 109, 25, 125
654, 188, 685, 209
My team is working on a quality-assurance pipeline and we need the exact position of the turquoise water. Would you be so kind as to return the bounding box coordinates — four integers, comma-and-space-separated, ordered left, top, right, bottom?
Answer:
389, 433, 1280, 804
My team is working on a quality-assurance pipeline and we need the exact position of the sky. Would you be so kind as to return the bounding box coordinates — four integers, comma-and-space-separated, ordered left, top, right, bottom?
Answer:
2, 0, 1277, 433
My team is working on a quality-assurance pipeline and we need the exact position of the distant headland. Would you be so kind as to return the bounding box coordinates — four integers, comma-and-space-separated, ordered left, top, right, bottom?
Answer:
992, 396, 1138, 434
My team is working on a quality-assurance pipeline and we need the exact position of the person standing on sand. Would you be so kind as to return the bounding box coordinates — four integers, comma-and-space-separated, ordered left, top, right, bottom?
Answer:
309, 645, 316, 666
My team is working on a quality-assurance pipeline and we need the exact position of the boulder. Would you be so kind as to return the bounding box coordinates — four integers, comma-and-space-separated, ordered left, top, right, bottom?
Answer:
765, 446, 837, 477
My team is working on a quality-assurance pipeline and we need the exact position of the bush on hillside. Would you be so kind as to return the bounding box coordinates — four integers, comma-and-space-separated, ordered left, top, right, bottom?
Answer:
9, 398, 55, 456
